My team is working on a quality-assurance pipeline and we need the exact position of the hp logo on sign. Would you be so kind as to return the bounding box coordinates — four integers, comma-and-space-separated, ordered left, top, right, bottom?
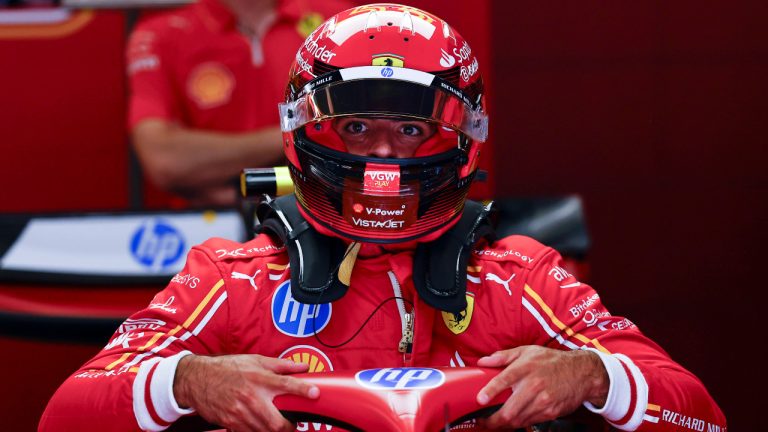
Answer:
271, 281, 331, 337
130, 219, 185, 272
380, 67, 394, 78
355, 368, 445, 390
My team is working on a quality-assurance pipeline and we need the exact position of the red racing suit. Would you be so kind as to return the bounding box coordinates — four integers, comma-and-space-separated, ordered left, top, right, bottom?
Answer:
40, 234, 726, 431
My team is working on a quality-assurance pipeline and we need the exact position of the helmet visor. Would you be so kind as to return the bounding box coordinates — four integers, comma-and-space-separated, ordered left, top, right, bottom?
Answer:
279, 66, 488, 142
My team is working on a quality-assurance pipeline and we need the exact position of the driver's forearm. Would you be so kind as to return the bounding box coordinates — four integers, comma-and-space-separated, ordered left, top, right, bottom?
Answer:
579, 350, 609, 407
173, 354, 199, 410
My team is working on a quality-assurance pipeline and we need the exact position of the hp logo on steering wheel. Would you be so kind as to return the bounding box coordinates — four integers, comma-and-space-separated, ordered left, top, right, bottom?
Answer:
355, 368, 445, 390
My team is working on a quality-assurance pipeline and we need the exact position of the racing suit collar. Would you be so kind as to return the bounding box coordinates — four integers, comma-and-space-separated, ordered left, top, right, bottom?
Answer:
356, 242, 417, 259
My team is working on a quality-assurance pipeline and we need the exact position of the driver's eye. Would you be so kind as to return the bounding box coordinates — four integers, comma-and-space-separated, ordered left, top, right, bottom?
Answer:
400, 124, 423, 136
345, 121, 368, 134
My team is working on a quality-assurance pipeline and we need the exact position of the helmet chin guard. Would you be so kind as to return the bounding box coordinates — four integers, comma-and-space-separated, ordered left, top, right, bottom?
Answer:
291, 128, 474, 243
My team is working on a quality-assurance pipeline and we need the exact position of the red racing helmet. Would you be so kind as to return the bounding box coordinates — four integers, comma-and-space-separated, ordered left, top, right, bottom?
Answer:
280, 3, 487, 244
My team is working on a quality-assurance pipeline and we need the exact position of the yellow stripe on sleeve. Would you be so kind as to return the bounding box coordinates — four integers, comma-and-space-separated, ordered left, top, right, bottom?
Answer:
105, 353, 132, 371
106, 279, 225, 371
181, 280, 225, 329
524, 284, 610, 354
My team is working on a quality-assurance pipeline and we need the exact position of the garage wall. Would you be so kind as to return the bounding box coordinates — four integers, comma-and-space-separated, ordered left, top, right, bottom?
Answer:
491, 2, 766, 429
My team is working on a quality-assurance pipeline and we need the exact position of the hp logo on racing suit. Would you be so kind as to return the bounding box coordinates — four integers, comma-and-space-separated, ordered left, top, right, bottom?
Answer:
380, 67, 394, 78
130, 218, 185, 272
355, 368, 445, 390
271, 281, 332, 337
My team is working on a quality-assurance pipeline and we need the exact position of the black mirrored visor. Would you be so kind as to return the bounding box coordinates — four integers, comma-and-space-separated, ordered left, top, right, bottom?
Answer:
280, 67, 488, 142
298, 127, 465, 182
297, 132, 465, 197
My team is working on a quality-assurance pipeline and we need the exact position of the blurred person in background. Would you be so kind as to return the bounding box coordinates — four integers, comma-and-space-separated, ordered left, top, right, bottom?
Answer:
127, 0, 350, 208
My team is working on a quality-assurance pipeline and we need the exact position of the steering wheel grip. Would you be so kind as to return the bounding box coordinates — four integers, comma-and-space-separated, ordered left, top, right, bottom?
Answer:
273, 367, 510, 432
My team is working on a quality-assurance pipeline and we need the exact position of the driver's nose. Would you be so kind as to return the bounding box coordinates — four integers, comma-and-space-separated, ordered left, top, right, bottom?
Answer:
365, 130, 397, 158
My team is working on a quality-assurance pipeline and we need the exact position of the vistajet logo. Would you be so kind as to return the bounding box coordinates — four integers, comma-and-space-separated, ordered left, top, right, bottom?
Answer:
352, 218, 404, 229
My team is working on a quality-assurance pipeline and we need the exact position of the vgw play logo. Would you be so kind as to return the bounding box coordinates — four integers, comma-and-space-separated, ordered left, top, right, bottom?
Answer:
130, 218, 185, 272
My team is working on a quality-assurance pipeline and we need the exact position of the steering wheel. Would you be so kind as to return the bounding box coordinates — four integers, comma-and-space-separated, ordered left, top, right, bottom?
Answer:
169, 366, 609, 432
273, 367, 506, 431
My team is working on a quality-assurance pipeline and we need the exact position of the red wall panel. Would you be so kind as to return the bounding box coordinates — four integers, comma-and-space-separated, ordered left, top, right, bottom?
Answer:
0, 10, 128, 212
491, 1, 767, 429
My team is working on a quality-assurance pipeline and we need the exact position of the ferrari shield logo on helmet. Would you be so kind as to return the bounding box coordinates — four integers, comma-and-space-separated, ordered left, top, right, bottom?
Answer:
442, 293, 474, 335
372, 53, 404, 67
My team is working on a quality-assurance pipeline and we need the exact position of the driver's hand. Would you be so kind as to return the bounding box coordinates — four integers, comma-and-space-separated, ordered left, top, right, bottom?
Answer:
476, 346, 608, 429
173, 354, 319, 432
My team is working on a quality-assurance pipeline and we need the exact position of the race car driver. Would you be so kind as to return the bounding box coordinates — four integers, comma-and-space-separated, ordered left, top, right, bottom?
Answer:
41, 4, 726, 431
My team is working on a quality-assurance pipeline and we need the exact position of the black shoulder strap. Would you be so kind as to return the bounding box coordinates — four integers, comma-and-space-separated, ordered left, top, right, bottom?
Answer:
255, 195, 350, 304
256, 196, 496, 311
412, 200, 497, 313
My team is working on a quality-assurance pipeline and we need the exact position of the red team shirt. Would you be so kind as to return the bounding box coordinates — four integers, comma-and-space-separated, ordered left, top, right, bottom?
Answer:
125, 0, 350, 207
40, 234, 726, 431
127, 0, 348, 131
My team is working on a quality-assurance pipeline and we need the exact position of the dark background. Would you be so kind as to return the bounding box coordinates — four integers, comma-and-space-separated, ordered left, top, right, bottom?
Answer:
490, 3, 765, 431
1, 1, 764, 430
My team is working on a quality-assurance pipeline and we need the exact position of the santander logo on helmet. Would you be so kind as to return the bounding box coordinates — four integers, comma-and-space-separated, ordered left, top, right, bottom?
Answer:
439, 48, 456, 68
280, 3, 488, 244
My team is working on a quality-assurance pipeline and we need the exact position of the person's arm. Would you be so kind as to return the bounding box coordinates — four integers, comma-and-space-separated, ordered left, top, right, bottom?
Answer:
132, 120, 284, 206
476, 238, 726, 431
126, 18, 285, 207
476, 345, 609, 428
173, 353, 318, 431
39, 242, 314, 432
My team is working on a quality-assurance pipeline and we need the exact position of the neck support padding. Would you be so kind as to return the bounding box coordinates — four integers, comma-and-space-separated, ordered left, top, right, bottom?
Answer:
256, 195, 496, 312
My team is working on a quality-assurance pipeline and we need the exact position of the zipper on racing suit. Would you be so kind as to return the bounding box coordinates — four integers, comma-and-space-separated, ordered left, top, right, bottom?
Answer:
388, 271, 414, 362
